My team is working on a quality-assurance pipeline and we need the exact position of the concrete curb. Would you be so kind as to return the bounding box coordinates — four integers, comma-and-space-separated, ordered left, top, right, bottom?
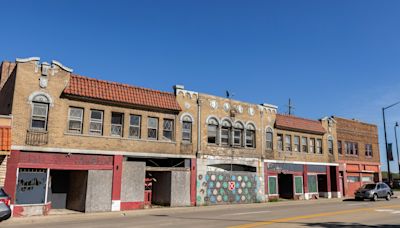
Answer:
1, 198, 353, 225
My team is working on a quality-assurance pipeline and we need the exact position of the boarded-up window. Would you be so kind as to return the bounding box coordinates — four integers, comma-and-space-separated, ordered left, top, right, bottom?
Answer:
295, 176, 303, 194
307, 175, 318, 193
16, 168, 48, 204
268, 176, 277, 195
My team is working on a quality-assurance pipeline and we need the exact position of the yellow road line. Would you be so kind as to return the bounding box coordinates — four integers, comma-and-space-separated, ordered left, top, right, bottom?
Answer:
227, 204, 400, 228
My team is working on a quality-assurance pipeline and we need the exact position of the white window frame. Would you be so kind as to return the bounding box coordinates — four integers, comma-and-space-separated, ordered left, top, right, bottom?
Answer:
294, 136, 300, 152
129, 114, 141, 139
268, 176, 278, 195
301, 136, 308, 153
285, 135, 292, 152
182, 121, 192, 143
31, 102, 49, 131
68, 107, 84, 134
294, 176, 304, 194
163, 119, 174, 141
111, 112, 124, 137
147, 117, 158, 140
89, 110, 103, 135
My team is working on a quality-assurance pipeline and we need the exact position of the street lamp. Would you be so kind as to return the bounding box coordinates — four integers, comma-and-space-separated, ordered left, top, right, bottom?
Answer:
382, 101, 400, 185
395, 122, 400, 177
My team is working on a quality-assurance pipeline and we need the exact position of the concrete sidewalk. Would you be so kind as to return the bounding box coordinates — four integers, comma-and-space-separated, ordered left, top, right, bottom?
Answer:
3, 198, 346, 225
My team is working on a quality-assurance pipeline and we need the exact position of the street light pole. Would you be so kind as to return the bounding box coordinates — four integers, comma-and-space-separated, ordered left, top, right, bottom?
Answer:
395, 122, 400, 177
382, 101, 400, 185
383, 108, 391, 184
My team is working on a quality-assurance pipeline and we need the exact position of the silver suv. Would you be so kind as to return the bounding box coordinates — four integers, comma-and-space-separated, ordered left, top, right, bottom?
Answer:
355, 182, 393, 201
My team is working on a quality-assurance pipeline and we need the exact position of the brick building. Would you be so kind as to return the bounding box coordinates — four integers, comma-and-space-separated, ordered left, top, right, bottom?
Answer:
1, 58, 195, 216
334, 117, 381, 197
1, 57, 376, 217
264, 114, 340, 200
0, 115, 11, 186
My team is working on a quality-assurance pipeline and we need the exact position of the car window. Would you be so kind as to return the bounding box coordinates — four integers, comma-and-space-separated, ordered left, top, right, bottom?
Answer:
377, 184, 381, 189
0, 189, 7, 197
362, 184, 376, 190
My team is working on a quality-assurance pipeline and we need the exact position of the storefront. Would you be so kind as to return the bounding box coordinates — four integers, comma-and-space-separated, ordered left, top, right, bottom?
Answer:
265, 161, 340, 200
339, 161, 381, 197
4, 150, 115, 216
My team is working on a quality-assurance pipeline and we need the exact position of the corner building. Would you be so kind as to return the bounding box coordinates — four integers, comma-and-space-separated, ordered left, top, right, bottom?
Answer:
1, 58, 196, 216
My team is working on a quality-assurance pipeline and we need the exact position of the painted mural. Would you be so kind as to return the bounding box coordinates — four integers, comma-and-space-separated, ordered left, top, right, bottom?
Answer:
197, 171, 263, 205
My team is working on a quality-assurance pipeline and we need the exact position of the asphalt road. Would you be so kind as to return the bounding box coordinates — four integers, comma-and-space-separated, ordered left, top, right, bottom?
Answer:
2, 198, 400, 228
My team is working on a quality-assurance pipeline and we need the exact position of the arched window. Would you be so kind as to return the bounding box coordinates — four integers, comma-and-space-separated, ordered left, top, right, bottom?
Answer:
182, 115, 193, 143
246, 123, 256, 148
207, 117, 219, 144
221, 119, 232, 146
266, 127, 273, 150
233, 122, 244, 147
30, 95, 50, 131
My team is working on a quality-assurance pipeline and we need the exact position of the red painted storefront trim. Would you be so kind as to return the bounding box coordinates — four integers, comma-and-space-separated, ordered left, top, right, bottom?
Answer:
112, 155, 123, 201
120, 202, 144, 210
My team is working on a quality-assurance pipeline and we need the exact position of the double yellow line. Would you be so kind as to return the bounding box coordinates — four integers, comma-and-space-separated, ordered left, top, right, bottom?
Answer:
228, 204, 400, 228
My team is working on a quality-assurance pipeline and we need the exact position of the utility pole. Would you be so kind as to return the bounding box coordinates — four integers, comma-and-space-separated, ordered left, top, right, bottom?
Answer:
287, 98, 294, 115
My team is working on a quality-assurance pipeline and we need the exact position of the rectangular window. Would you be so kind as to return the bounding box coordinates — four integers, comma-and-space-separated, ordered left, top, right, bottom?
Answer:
294, 176, 303, 194
310, 138, 315, 153
129, 115, 141, 139
68, 107, 84, 134
234, 129, 242, 146
294, 136, 300, 152
338, 140, 342, 155
347, 176, 360, 183
246, 130, 255, 148
354, 143, 359, 155
362, 176, 373, 182
207, 125, 217, 144
268, 176, 278, 195
266, 131, 273, 150
301, 137, 308, 152
147, 117, 158, 140
277, 134, 283, 151
111, 112, 124, 137
89, 110, 103, 135
316, 139, 322, 154
307, 175, 318, 193
285, 135, 292, 151
16, 168, 48, 204
182, 121, 192, 143
31, 102, 49, 130
365, 144, 373, 157
163, 119, 174, 141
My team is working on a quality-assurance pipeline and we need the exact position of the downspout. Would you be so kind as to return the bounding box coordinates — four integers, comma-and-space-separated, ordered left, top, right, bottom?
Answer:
196, 96, 201, 156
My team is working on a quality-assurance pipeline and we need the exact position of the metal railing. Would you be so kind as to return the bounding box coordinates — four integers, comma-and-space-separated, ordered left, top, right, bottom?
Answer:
26, 130, 48, 146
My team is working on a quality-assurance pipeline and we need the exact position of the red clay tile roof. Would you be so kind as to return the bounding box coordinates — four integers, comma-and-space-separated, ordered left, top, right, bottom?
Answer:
0, 126, 11, 151
275, 114, 326, 135
63, 75, 181, 112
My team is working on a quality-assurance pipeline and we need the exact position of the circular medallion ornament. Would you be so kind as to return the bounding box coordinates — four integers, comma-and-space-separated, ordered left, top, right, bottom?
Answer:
248, 107, 255, 116
223, 103, 230, 112
210, 100, 218, 110
236, 105, 243, 114
184, 102, 191, 109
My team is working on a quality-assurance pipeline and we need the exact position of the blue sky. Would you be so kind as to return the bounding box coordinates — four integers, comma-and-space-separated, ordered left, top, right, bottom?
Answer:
1, 1, 400, 172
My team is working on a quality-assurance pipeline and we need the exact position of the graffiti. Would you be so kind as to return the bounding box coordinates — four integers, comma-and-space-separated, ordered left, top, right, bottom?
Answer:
197, 171, 261, 205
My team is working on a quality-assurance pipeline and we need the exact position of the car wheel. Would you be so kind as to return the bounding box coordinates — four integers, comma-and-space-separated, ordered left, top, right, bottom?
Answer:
371, 194, 378, 201
386, 193, 391, 201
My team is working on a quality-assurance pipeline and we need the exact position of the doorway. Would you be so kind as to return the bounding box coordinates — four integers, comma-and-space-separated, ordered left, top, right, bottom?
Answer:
278, 173, 294, 199
48, 170, 88, 212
